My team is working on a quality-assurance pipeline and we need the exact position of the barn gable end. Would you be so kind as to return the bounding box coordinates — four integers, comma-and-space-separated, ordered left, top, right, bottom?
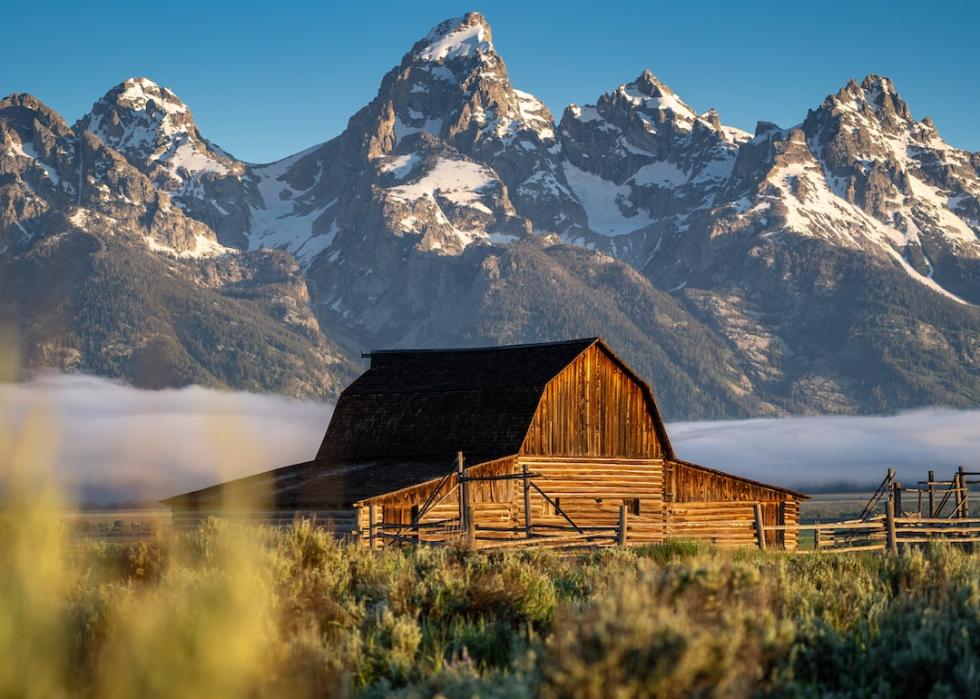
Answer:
521, 342, 671, 459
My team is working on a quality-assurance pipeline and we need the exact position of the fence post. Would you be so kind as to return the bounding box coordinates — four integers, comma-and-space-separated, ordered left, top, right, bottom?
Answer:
953, 468, 964, 519
885, 487, 898, 554
814, 527, 823, 549
457, 451, 474, 547
368, 504, 377, 550
618, 503, 628, 546
928, 470, 936, 518
894, 483, 903, 517
522, 462, 533, 538
958, 466, 969, 518
753, 503, 766, 551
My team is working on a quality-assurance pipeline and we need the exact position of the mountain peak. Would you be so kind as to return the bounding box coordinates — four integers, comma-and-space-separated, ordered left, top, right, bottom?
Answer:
612, 71, 697, 123
76, 76, 239, 201
415, 12, 494, 63
82, 77, 196, 147
634, 69, 673, 97
825, 74, 911, 125
107, 77, 189, 117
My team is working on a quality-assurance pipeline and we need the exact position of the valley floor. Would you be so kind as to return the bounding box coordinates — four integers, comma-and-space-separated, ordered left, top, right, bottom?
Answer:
3, 515, 979, 698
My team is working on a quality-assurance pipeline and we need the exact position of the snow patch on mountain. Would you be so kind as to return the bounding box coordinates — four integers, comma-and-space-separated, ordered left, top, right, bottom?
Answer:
631, 161, 688, 187
379, 153, 422, 180
247, 148, 338, 264
388, 157, 495, 208
563, 161, 653, 236
145, 232, 232, 259
418, 15, 492, 62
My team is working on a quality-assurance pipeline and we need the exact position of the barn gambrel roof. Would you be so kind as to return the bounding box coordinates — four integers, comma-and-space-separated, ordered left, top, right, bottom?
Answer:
315, 337, 674, 465
164, 338, 676, 508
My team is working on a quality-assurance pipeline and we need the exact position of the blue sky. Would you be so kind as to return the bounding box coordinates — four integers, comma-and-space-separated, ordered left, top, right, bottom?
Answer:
5, 0, 977, 163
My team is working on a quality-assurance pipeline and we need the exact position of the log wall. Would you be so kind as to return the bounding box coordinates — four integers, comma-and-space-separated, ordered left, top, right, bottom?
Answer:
666, 460, 797, 503
664, 500, 798, 549
517, 456, 666, 543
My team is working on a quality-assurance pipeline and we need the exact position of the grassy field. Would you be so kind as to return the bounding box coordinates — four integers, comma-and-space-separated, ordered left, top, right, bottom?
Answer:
2, 514, 979, 698
3, 405, 977, 699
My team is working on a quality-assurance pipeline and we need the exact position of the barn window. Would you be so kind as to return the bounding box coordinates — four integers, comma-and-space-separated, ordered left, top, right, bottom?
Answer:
629, 498, 641, 516
410, 505, 420, 523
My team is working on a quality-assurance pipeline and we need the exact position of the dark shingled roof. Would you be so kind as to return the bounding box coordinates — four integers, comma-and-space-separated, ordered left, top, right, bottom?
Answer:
165, 338, 608, 508
315, 338, 600, 464
161, 459, 460, 510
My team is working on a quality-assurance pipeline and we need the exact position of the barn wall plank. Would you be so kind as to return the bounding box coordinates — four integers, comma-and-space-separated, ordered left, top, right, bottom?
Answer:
521, 345, 664, 459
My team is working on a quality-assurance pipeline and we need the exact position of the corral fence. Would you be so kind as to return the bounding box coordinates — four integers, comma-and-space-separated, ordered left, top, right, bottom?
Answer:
362, 462, 979, 554
793, 466, 980, 554
90, 464, 975, 554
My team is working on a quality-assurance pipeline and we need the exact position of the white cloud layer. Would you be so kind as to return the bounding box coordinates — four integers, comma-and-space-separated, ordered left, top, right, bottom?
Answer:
0, 374, 333, 504
667, 410, 980, 490
1, 374, 977, 504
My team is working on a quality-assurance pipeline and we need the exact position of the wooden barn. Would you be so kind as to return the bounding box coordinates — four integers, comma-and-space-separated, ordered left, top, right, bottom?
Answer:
164, 338, 806, 550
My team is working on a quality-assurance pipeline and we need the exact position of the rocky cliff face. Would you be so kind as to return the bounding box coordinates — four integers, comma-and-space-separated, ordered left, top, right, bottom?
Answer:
0, 93, 355, 397
76, 78, 257, 249
2, 12, 977, 417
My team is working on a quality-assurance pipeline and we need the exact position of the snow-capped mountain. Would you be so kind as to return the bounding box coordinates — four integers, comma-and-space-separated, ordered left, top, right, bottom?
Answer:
243, 12, 578, 266
0, 93, 354, 396
1, 91, 223, 258
1, 12, 977, 417
558, 69, 751, 250
76, 78, 256, 249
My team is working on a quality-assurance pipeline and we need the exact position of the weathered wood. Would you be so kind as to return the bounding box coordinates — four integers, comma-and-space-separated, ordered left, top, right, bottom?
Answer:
928, 470, 936, 518
753, 503, 766, 551
531, 482, 584, 534
886, 488, 898, 554
765, 521, 885, 531
894, 517, 980, 524
793, 544, 887, 555
522, 463, 533, 537
959, 466, 970, 518
897, 537, 980, 544
368, 504, 377, 549
618, 504, 628, 546
521, 344, 664, 459
457, 452, 474, 547
668, 460, 798, 504
341, 342, 804, 551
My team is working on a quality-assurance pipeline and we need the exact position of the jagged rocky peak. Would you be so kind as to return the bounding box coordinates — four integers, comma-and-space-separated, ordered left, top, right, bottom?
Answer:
618, 70, 696, 117
824, 74, 912, 125
77, 77, 254, 249
413, 12, 495, 66
0, 93, 76, 182
557, 69, 752, 243
78, 77, 241, 184
103, 77, 192, 124
0, 92, 74, 138
342, 11, 576, 235
0, 94, 79, 245
562, 69, 750, 166
375, 11, 556, 152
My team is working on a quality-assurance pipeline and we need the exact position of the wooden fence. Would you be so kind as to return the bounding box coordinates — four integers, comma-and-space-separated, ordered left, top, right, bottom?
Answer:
358, 463, 979, 554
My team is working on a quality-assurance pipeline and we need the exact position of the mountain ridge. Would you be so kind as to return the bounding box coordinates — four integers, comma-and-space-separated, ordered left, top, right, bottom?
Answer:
1, 11, 977, 419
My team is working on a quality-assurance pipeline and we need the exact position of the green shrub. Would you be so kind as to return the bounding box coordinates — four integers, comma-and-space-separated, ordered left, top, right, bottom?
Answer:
1, 505, 978, 698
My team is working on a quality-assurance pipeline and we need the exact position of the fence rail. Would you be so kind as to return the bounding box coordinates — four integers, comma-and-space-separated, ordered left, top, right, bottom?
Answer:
360, 468, 980, 555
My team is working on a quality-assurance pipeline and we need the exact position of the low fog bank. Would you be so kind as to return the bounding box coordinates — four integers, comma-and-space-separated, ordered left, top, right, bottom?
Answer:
0, 374, 333, 505
668, 410, 980, 491
1, 374, 977, 504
